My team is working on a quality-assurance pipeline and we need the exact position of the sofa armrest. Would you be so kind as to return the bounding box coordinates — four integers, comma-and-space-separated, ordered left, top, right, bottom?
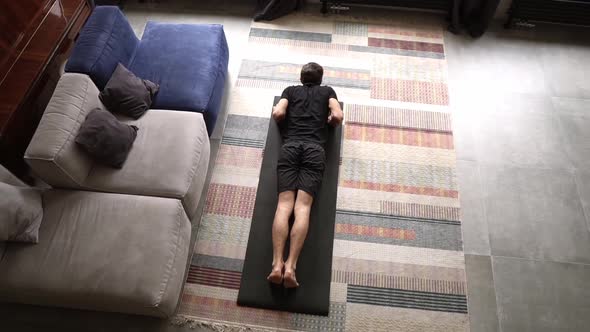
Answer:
65, 6, 139, 89
25, 74, 99, 189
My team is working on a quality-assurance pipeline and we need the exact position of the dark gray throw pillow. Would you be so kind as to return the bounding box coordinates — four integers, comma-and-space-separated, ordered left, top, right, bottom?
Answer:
99, 63, 159, 119
75, 108, 139, 168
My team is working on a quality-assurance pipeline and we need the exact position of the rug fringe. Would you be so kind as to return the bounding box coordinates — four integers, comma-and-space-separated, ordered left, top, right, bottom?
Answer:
170, 315, 277, 332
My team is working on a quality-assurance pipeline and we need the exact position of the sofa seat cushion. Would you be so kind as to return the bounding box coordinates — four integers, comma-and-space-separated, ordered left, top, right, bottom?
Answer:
0, 190, 190, 318
129, 22, 229, 135
84, 110, 210, 220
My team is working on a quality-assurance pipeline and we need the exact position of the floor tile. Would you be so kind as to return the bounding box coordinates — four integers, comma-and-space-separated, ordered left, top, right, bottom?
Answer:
481, 165, 590, 263
493, 256, 590, 332
557, 113, 590, 170
472, 110, 570, 170
481, 43, 547, 96
483, 93, 554, 117
540, 43, 590, 99
457, 161, 490, 255
465, 255, 500, 332
126, 10, 149, 36
445, 30, 548, 96
450, 92, 557, 163
450, 106, 477, 162
574, 170, 590, 231
552, 97, 590, 118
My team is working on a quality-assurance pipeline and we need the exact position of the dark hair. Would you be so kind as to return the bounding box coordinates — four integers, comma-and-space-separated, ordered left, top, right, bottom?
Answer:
300, 62, 323, 85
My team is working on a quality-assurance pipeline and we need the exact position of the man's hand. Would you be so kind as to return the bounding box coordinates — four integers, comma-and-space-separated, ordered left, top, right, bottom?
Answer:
327, 112, 338, 126
272, 98, 288, 123
327, 98, 343, 126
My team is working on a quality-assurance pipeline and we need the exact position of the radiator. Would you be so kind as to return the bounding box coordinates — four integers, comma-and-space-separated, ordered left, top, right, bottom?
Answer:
320, 0, 451, 13
507, 0, 590, 27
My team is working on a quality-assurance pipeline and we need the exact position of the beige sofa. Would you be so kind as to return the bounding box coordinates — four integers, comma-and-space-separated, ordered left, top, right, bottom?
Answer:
0, 73, 210, 318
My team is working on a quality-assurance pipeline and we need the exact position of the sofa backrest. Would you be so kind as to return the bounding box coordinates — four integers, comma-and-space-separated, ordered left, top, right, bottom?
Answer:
64, 6, 139, 90
25, 73, 98, 189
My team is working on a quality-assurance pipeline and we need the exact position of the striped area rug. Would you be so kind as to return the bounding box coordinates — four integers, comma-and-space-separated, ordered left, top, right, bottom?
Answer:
177, 11, 468, 332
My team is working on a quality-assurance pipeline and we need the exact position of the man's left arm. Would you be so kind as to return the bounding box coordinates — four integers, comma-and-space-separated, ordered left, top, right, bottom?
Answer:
327, 98, 343, 126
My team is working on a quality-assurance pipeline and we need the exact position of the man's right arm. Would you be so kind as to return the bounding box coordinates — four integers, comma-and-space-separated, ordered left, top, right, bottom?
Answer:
272, 98, 288, 123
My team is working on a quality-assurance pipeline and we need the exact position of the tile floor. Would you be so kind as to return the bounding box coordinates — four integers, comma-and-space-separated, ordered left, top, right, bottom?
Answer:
446, 20, 590, 332
2, 1, 589, 331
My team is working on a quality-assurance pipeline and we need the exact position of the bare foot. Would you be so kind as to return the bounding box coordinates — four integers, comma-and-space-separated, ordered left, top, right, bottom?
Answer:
267, 263, 284, 285
283, 268, 299, 288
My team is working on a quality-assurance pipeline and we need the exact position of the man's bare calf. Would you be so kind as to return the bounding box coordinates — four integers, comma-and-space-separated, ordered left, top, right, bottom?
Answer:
283, 190, 313, 288
267, 191, 295, 284
267, 190, 313, 288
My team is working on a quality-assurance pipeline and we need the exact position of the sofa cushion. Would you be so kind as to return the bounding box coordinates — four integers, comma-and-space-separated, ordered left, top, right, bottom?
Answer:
75, 108, 139, 168
0, 183, 43, 243
0, 190, 190, 318
0, 165, 26, 187
129, 22, 229, 135
26, 74, 211, 220
84, 110, 210, 220
99, 63, 159, 119
65, 6, 139, 89
25, 73, 99, 188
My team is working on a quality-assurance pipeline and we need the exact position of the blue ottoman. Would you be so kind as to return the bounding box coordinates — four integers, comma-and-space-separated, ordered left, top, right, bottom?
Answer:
65, 6, 229, 135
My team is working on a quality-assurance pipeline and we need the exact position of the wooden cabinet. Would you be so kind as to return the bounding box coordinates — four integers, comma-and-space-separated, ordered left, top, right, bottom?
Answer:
0, 0, 93, 178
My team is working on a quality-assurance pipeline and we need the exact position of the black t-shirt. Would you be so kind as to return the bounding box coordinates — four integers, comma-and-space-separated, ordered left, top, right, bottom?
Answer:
280, 83, 338, 146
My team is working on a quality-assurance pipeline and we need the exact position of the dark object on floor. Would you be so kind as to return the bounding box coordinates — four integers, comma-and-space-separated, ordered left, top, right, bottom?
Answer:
506, 0, 590, 29
65, 6, 229, 135
449, 0, 500, 37
237, 97, 343, 315
320, 0, 450, 14
254, 0, 304, 21
94, 0, 123, 5
76, 108, 139, 168
100, 63, 159, 119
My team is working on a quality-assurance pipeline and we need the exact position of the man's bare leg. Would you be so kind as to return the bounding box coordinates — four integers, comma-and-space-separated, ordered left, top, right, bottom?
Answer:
267, 190, 296, 284
284, 190, 313, 288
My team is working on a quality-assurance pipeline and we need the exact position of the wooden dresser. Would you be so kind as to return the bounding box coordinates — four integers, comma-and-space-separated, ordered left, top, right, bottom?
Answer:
0, 0, 93, 178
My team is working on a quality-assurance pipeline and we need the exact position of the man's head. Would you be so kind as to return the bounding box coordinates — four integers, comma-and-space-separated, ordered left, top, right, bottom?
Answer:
300, 62, 323, 85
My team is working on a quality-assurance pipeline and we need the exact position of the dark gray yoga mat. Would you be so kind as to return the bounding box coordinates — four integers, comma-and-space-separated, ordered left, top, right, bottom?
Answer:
237, 97, 343, 316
